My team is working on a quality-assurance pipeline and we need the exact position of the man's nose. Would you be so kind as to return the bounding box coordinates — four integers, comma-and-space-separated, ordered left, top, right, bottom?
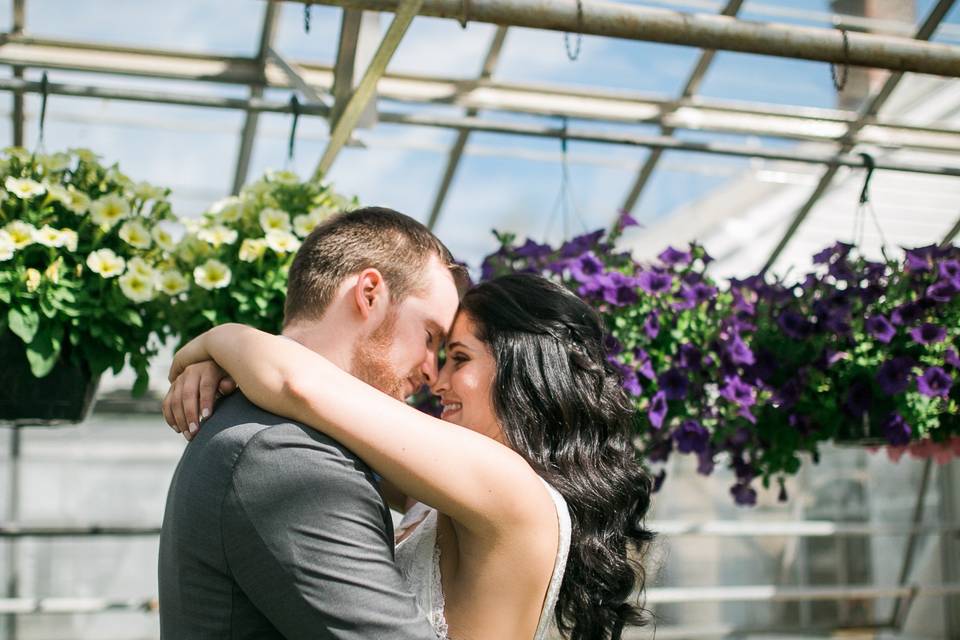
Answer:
421, 352, 439, 387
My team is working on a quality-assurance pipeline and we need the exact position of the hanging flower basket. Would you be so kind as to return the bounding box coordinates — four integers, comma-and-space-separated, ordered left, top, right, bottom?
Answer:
0, 329, 100, 424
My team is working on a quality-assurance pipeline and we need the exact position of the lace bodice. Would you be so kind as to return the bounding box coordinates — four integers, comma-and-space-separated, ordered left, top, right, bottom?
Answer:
394, 479, 572, 640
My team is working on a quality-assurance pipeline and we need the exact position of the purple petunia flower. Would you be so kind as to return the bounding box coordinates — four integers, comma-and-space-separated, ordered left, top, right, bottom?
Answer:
696, 448, 715, 475
945, 348, 960, 370
569, 252, 604, 283
513, 238, 553, 259
730, 482, 757, 506
927, 279, 959, 303
724, 333, 755, 366
652, 469, 667, 493
678, 343, 703, 371
917, 366, 953, 398
601, 272, 639, 307
909, 322, 947, 345
636, 270, 673, 295
614, 210, 641, 230
882, 413, 912, 447
658, 368, 689, 401
777, 311, 812, 340
673, 419, 709, 454
648, 391, 668, 429
866, 314, 896, 344
844, 380, 873, 417
644, 312, 660, 339
657, 246, 692, 267
645, 438, 673, 463
603, 334, 623, 356
720, 376, 756, 408
938, 259, 960, 281
812, 241, 854, 265
876, 357, 914, 395
905, 246, 934, 272
559, 230, 605, 258
891, 301, 923, 326
607, 356, 642, 397
634, 348, 656, 381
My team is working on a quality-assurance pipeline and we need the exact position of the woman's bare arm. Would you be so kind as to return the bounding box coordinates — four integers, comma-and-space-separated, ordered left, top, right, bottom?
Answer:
166, 323, 551, 537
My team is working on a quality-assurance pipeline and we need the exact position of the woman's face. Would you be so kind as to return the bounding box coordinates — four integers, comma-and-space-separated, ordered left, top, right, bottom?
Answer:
430, 312, 504, 444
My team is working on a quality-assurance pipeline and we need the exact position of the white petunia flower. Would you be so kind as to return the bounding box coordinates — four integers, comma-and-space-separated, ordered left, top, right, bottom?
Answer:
5, 177, 46, 199
60, 228, 78, 252
209, 196, 243, 223
152, 220, 186, 252
194, 259, 232, 290
259, 207, 291, 233
197, 225, 239, 247
63, 188, 91, 215
133, 181, 166, 202
0, 230, 14, 261
69, 148, 99, 164
90, 194, 131, 229
238, 238, 267, 262
118, 271, 156, 303
35, 225, 67, 248
293, 212, 323, 238
5, 221, 36, 249
4, 146, 30, 162
126, 256, 156, 279
265, 229, 301, 254
39, 153, 72, 173
86, 248, 126, 278
158, 269, 189, 296
266, 169, 300, 185
119, 219, 152, 249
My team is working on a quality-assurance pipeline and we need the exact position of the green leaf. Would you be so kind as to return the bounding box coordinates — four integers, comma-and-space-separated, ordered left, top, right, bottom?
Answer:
0, 288, 10, 304
201, 309, 217, 324
25, 324, 62, 378
8, 306, 39, 343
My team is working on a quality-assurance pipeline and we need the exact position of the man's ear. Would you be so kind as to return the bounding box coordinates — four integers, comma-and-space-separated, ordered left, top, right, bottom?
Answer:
352, 268, 387, 321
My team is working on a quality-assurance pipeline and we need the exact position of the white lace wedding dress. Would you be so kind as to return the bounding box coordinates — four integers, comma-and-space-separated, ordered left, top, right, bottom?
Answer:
394, 479, 572, 640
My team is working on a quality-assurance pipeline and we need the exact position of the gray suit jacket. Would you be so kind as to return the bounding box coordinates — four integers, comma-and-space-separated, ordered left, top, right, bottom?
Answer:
158, 392, 435, 639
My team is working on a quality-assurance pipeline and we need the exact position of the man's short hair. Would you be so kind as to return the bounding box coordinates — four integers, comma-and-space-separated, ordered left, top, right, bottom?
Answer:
283, 206, 469, 327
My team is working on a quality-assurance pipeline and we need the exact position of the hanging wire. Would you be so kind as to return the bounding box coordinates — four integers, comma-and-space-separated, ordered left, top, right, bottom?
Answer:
36, 71, 49, 152
544, 117, 588, 242
304, 3, 313, 33
459, 0, 470, 29
564, 0, 584, 61
831, 28, 850, 92
285, 94, 301, 169
850, 152, 890, 261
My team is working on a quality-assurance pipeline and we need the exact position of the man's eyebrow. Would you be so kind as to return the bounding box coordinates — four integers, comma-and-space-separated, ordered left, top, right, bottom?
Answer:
427, 319, 447, 342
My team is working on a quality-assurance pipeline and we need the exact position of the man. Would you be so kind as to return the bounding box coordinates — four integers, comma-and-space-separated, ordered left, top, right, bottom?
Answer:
158, 207, 468, 638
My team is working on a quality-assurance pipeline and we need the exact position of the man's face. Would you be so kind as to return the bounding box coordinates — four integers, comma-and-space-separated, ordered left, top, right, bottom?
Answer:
352, 258, 460, 400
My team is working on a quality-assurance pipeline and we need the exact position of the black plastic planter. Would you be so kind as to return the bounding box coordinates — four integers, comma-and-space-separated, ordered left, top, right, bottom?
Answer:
0, 330, 100, 425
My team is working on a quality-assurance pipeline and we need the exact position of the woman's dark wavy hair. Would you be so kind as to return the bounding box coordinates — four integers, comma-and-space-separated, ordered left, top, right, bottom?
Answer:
459, 273, 656, 640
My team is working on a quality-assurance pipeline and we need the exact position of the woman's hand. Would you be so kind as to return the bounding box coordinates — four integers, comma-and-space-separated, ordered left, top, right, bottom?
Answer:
163, 360, 236, 441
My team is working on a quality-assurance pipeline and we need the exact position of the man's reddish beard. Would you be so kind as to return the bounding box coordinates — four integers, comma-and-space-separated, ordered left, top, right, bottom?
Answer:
352, 308, 421, 400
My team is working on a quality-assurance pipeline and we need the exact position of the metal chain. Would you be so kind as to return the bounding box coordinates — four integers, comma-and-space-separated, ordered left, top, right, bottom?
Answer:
831, 28, 850, 91
564, 0, 583, 61
304, 3, 312, 33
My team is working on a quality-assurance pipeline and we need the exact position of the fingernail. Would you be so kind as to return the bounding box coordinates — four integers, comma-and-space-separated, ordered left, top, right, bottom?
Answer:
201, 407, 211, 419
189, 422, 198, 435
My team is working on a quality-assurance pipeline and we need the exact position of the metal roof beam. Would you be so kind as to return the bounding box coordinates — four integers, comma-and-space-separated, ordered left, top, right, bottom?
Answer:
761, 0, 957, 273
427, 25, 508, 231
232, 2, 280, 194
312, 0, 422, 179
276, 0, 960, 78
3, 37, 960, 152
2, 77, 959, 178
11, 0, 26, 147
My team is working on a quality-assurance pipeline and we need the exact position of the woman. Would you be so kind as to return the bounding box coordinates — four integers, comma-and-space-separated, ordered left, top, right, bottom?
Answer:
165, 274, 655, 640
